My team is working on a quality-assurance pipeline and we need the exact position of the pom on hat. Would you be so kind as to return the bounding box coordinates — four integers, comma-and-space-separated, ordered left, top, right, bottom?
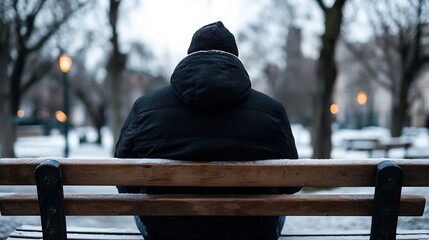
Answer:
187, 21, 239, 57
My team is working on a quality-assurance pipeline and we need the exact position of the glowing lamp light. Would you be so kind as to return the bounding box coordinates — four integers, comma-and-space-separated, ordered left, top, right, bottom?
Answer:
357, 91, 367, 105
59, 54, 72, 73
330, 103, 339, 115
17, 109, 25, 118
55, 111, 68, 123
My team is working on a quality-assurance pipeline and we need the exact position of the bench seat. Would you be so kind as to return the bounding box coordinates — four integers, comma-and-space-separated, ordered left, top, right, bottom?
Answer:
8, 225, 429, 240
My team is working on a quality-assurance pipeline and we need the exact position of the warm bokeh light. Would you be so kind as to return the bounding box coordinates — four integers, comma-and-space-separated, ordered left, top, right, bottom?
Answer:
357, 91, 367, 105
330, 103, 339, 115
59, 54, 72, 73
55, 111, 68, 123
17, 109, 25, 118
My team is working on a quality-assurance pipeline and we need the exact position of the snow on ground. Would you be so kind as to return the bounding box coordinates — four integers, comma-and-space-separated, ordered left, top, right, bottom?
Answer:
1, 126, 429, 238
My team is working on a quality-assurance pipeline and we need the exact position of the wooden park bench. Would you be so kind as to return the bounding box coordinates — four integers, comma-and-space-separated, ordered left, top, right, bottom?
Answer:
344, 137, 413, 158
0, 158, 428, 240
344, 137, 381, 151
370, 138, 412, 158
16, 125, 45, 138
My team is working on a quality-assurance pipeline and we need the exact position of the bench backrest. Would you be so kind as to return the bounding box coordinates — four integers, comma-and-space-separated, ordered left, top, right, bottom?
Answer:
0, 158, 428, 240
1, 158, 428, 186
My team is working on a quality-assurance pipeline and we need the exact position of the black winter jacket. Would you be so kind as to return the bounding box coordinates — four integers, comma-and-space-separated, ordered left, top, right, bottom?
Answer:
115, 51, 299, 240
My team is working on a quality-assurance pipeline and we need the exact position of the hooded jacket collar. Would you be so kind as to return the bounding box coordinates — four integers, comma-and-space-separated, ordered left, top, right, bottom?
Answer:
170, 50, 251, 109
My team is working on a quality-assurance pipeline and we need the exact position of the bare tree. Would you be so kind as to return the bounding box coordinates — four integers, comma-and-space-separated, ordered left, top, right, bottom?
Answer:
0, 0, 85, 157
9, 0, 85, 115
311, 0, 348, 159
344, 0, 429, 137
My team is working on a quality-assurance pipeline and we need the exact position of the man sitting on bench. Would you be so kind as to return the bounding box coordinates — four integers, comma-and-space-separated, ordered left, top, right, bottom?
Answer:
115, 21, 301, 240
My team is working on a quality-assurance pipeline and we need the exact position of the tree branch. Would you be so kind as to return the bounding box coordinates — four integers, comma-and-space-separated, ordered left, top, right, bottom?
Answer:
23, 0, 47, 41
342, 39, 393, 90
333, 0, 347, 9
20, 59, 54, 94
12, 0, 25, 48
411, 0, 424, 69
377, 29, 399, 84
315, 0, 327, 13
27, 2, 85, 52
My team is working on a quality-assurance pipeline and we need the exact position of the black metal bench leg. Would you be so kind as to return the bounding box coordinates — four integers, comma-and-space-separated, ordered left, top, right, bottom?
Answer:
370, 160, 403, 240
35, 159, 67, 240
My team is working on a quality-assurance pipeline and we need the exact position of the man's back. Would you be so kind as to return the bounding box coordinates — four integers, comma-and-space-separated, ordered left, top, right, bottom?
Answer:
115, 21, 299, 240
116, 86, 297, 162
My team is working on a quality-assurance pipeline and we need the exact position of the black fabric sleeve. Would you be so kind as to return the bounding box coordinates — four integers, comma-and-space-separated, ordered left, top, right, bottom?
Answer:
278, 105, 302, 194
115, 103, 143, 194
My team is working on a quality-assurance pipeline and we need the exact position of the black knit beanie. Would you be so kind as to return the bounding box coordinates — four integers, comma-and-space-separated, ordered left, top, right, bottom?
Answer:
187, 21, 239, 57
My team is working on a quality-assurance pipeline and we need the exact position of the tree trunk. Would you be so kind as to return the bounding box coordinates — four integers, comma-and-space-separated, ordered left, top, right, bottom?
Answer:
312, 61, 336, 158
9, 48, 28, 115
0, 23, 16, 157
390, 72, 412, 137
0, 97, 16, 157
107, 0, 127, 152
311, 0, 346, 159
95, 125, 103, 145
0, 58, 16, 157
95, 103, 106, 145
4, 47, 27, 157
107, 53, 126, 150
389, 0, 425, 137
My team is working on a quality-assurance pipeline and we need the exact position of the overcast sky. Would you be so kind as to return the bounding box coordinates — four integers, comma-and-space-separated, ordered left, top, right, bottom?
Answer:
79, 0, 370, 76
117, 0, 263, 72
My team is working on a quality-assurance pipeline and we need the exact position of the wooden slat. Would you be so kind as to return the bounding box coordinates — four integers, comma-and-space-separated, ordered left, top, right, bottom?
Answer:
15, 225, 141, 234
0, 193, 425, 216
1, 158, 429, 187
9, 229, 143, 240
7, 226, 429, 240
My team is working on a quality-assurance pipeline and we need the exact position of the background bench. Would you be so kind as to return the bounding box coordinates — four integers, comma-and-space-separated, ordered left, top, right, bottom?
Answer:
344, 137, 413, 157
15, 125, 45, 138
0, 158, 428, 240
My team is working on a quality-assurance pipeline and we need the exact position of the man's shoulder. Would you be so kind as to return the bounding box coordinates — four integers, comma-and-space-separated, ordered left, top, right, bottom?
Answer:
133, 86, 180, 112
135, 86, 172, 102
243, 89, 285, 113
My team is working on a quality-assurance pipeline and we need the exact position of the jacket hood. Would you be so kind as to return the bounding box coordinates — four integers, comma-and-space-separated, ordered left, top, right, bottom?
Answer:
170, 50, 251, 109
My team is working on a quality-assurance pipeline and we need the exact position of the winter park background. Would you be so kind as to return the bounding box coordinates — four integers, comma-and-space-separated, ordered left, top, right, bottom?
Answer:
1, 0, 429, 238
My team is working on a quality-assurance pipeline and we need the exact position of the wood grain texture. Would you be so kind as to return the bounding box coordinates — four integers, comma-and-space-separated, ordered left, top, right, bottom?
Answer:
0, 193, 425, 216
1, 158, 429, 187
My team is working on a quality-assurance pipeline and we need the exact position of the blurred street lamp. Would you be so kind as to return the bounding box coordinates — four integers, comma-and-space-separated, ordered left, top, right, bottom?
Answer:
357, 91, 368, 128
357, 91, 367, 105
59, 53, 72, 157
17, 109, 25, 118
330, 103, 339, 115
55, 111, 68, 123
